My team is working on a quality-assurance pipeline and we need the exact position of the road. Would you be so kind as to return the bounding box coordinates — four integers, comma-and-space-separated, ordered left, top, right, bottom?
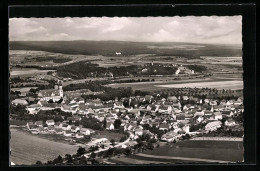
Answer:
83, 137, 131, 157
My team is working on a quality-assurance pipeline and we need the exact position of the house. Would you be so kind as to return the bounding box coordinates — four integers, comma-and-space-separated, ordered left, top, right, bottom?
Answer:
159, 123, 169, 131
55, 128, 63, 134
213, 112, 222, 120
35, 121, 43, 127
194, 110, 204, 117
204, 110, 213, 116
205, 121, 222, 131
71, 125, 80, 133
158, 105, 172, 114
12, 99, 28, 106
80, 128, 91, 135
114, 102, 125, 109
225, 118, 238, 127
210, 100, 218, 106
48, 126, 55, 133
134, 128, 143, 136
75, 132, 84, 139
46, 120, 55, 126
41, 103, 61, 111
182, 96, 189, 101
64, 130, 73, 137
147, 104, 157, 111
183, 125, 190, 133
106, 122, 114, 130
26, 104, 41, 114
221, 110, 234, 117
61, 104, 71, 113
144, 95, 153, 102
161, 131, 178, 142
26, 122, 37, 131
196, 116, 204, 123
176, 114, 185, 122
167, 96, 178, 102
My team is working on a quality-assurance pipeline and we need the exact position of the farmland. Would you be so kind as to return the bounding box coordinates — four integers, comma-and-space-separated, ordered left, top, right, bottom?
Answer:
10, 128, 78, 165
108, 140, 243, 164
155, 80, 243, 90
107, 78, 243, 91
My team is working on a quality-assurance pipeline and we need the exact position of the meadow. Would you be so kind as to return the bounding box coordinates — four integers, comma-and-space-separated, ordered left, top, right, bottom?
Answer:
108, 140, 243, 164
10, 128, 78, 165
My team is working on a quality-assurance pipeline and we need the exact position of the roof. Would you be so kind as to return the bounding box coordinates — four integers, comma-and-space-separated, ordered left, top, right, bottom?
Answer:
12, 99, 28, 105
214, 112, 222, 116
46, 119, 55, 123
42, 103, 61, 108
159, 123, 169, 129
39, 89, 61, 97
35, 121, 43, 125
205, 121, 222, 128
28, 104, 41, 108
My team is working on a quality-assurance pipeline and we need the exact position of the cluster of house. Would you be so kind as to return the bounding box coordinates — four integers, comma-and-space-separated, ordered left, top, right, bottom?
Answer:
13, 80, 243, 144
26, 119, 95, 139
141, 63, 195, 76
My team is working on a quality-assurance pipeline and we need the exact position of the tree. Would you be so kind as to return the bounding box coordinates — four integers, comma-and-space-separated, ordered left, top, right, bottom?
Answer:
147, 142, 154, 150
48, 99, 54, 103
52, 155, 63, 164
103, 117, 107, 129
36, 161, 43, 165
65, 154, 72, 163
114, 119, 121, 129
90, 152, 96, 159
110, 139, 115, 146
79, 156, 87, 165
77, 147, 86, 155
120, 136, 127, 142
124, 148, 132, 156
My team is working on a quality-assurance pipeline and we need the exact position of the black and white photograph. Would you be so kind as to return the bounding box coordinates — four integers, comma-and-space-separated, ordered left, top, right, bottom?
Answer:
9, 15, 245, 165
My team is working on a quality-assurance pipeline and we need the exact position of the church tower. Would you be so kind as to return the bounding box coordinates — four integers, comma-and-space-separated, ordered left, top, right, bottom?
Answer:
58, 80, 63, 97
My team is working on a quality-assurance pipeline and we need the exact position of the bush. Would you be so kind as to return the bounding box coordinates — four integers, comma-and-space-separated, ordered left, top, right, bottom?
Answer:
120, 136, 127, 142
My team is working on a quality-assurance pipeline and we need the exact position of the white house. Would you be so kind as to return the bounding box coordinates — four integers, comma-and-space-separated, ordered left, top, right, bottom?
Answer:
26, 104, 41, 115
106, 122, 115, 130
205, 121, 222, 131
46, 120, 55, 126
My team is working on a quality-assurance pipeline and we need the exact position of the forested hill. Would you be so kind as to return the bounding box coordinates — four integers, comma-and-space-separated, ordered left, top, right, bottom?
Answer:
9, 41, 242, 58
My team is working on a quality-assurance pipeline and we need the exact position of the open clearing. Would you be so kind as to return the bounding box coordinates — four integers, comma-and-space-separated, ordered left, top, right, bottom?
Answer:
107, 79, 243, 91
155, 80, 243, 90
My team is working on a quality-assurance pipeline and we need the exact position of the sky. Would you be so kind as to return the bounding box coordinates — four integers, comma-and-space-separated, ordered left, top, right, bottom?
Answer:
9, 16, 242, 44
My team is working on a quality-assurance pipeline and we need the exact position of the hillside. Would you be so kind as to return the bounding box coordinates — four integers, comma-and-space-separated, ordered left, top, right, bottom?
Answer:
9, 41, 242, 58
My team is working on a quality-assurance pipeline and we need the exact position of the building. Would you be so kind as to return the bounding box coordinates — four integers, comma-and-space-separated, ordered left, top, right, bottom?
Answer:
38, 80, 63, 102
205, 121, 222, 131
11, 99, 28, 106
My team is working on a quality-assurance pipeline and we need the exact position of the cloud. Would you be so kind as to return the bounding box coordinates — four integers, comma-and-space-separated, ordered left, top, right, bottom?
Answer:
9, 16, 242, 44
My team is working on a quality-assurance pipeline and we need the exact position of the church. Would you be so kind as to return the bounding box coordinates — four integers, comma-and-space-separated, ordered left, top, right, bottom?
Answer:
38, 80, 63, 102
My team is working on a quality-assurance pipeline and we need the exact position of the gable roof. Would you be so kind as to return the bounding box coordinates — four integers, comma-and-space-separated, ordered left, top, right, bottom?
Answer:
39, 89, 61, 97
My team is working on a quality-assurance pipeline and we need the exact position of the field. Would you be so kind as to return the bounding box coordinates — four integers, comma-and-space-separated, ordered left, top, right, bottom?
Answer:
10, 128, 78, 165
155, 80, 243, 90
108, 140, 243, 164
107, 78, 243, 91
92, 130, 125, 142
10, 69, 55, 76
